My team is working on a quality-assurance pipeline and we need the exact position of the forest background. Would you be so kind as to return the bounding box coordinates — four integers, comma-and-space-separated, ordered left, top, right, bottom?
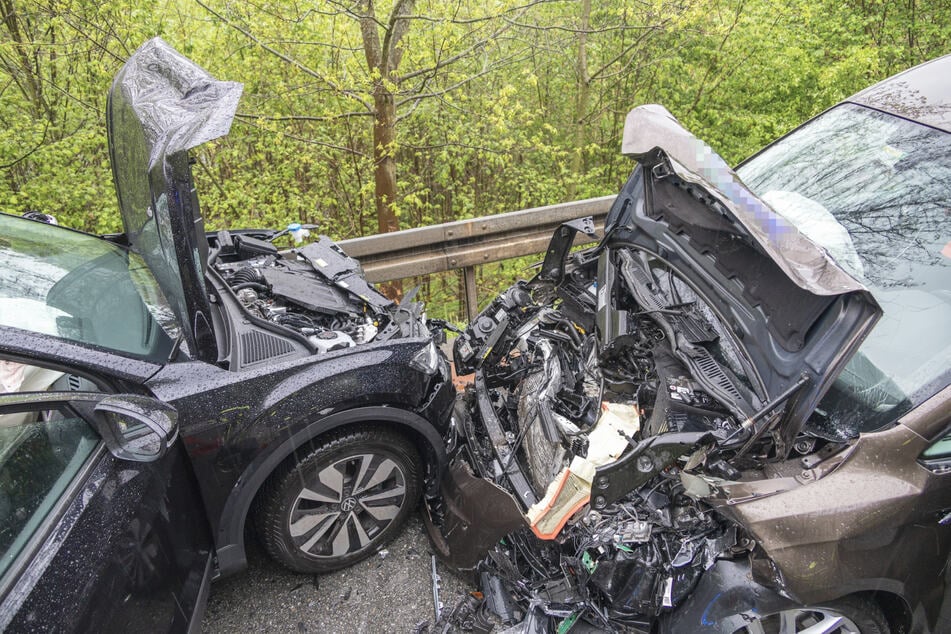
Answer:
2, 0, 949, 320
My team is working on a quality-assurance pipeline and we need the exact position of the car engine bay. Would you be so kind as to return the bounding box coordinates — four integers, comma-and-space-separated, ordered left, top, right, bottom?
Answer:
209, 229, 431, 355
424, 220, 849, 632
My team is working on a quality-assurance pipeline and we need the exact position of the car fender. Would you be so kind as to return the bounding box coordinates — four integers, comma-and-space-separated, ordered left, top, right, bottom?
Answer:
213, 405, 447, 577
146, 340, 453, 578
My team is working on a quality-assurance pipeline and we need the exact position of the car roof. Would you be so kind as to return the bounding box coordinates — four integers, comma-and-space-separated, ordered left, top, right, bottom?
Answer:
846, 54, 951, 133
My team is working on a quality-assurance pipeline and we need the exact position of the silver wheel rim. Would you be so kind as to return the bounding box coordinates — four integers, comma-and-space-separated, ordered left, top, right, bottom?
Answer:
288, 453, 407, 559
739, 608, 862, 634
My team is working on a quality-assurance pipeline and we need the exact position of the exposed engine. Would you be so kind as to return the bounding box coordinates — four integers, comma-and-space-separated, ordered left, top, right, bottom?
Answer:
209, 229, 429, 354
431, 227, 820, 630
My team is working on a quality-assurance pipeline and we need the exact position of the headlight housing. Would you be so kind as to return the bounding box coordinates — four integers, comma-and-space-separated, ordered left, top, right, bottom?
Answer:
410, 341, 440, 375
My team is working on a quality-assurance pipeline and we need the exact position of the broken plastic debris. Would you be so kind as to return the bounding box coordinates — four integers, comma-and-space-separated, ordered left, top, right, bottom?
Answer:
526, 456, 593, 539
680, 471, 713, 498
662, 576, 674, 607
585, 402, 640, 466
525, 403, 642, 540
556, 613, 581, 634
430, 555, 442, 622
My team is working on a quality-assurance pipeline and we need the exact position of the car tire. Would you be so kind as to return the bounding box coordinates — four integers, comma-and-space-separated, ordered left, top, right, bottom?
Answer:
732, 595, 890, 634
254, 426, 421, 573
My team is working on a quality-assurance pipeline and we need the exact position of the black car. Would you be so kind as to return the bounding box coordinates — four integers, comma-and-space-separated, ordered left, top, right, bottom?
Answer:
426, 56, 951, 632
0, 38, 453, 631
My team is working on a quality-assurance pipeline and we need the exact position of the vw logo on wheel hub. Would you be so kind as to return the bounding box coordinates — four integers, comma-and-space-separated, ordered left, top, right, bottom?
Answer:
340, 497, 358, 512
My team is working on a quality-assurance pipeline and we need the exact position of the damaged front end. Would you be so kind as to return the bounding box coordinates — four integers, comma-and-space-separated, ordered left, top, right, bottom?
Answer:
426, 247, 761, 631
424, 105, 881, 632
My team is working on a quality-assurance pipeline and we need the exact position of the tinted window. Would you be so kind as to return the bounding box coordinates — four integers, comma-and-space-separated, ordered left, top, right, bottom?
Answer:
0, 215, 180, 362
738, 104, 951, 437
0, 405, 99, 578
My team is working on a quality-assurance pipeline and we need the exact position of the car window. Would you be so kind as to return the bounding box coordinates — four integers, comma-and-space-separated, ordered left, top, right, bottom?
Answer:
0, 214, 182, 362
0, 404, 99, 579
922, 433, 951, 460
737, 104, 951, 438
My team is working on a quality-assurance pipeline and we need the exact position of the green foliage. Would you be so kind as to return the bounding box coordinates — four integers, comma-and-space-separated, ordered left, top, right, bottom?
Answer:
1, 0, 948, 316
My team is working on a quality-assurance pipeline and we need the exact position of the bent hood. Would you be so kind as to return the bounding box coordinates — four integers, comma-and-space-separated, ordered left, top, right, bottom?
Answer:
107, 37, 243, 361
612, 104, 881, 446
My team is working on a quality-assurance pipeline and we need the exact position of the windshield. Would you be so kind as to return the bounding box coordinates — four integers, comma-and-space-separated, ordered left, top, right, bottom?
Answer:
738, 104, 951, 437
0, 215, 180, 362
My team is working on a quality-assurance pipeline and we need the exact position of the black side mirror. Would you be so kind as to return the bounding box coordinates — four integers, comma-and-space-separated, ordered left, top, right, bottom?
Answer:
93, 395, 178, 462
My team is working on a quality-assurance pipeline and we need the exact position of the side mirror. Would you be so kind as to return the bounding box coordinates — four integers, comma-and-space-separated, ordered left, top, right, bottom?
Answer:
93, 395, 179, 462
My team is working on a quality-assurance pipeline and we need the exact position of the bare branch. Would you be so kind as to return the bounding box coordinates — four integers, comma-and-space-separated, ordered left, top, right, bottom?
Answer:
501, 19, 668, 34
234, 118, 369, 157
37, 73, 100, 115
325, 0, 385, 28
54, 9, 127, 63
235, 111, 374, 122
0, 121, 49, 169
397, 20, 512, 82
397, 0, 563, 25
395, 51, 524, 109
195, 0, 372, 111
686, 0, 746, 114
401, 140, 506, 154
249, 38, 364, 53
588, 23, 664, 82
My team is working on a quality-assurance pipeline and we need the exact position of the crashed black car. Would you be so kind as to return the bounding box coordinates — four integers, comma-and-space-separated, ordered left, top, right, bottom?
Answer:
0, 38, 452, 631
426, 56, 951, 632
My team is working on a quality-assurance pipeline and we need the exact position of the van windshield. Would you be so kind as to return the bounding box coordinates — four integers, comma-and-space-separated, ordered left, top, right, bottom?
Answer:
738, 104, 951, 436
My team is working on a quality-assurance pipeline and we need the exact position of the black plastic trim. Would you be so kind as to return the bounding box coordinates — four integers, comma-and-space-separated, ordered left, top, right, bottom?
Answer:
186, 554, 214, 634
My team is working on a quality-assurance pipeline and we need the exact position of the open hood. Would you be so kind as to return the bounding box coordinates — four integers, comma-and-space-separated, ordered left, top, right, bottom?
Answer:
611, 104, 882, 445
107, 38, 243, 361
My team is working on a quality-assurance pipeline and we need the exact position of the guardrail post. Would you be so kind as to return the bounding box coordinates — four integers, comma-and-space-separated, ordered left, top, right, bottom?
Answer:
462, 266, 479, 322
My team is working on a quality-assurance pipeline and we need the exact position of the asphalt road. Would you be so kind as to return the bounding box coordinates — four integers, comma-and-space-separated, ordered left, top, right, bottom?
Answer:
202, 513, 472, 633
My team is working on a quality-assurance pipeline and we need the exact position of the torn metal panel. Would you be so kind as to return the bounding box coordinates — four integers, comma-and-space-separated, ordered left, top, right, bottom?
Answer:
622, 104, 870, 298
424, 100, 951, 632
425, 461, 526, 570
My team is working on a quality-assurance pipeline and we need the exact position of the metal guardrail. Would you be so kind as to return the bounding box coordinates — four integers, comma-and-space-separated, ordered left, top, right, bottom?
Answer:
338, 195, 616, 320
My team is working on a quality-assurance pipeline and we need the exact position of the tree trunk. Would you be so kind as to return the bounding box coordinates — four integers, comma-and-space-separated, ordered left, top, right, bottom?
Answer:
372, 87, 403, 299
373, 88, 399, 235
359, 0, 414, 299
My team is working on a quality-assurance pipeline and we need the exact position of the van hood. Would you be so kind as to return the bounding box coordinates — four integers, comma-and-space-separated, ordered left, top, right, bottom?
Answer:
612, 104, 882, 445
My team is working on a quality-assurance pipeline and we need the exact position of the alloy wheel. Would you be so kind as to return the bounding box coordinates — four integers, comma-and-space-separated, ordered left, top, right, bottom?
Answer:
288, 453, 407, 559
738, 608, 862, 634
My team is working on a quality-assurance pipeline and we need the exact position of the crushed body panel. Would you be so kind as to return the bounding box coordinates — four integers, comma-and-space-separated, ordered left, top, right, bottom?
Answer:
425, 105, 894, 632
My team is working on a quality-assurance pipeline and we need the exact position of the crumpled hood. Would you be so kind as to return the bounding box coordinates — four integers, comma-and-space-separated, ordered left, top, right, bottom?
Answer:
615, 104, 881, 445
621, 104, 867, 297
107, 37, 243, 361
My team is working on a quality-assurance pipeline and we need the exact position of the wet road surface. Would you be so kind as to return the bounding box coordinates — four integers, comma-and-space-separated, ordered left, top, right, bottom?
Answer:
203, 514, 472, 633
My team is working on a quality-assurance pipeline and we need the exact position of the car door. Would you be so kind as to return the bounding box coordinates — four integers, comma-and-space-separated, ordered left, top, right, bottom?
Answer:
0, 386, 213, 633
